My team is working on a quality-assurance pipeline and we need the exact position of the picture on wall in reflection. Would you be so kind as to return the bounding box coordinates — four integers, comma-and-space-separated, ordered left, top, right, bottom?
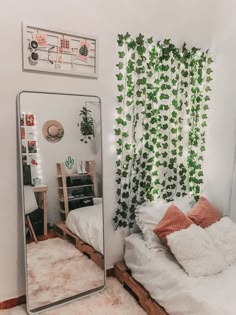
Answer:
26, 113, 35, 126
21, 127, 25, 140
21, 113, 25, 126
28, 141, 37, 153
22, 140, 27, 153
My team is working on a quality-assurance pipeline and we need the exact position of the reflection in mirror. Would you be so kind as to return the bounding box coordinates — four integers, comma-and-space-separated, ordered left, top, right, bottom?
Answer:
17, 92, 105, 313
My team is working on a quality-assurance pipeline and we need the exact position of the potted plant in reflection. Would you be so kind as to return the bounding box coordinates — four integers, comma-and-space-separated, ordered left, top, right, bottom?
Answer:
78, 106, 95, 143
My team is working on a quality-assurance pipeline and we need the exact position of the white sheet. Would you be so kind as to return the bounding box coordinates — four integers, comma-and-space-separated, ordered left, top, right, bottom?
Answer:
124, 233, 236, 315
66, 203, 103, 254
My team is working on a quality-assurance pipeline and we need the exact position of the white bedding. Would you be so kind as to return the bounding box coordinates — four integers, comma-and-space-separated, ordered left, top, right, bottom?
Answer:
124, 233, 236, 315
66, 203, 103, 254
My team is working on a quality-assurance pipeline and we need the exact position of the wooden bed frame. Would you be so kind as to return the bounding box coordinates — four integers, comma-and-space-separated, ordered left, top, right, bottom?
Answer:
114, 261, 169, 315
54, 222, 104, 269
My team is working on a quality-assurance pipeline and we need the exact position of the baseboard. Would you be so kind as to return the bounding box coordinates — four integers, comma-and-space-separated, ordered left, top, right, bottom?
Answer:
106, 268, 114, 277
0, 295, 26, 310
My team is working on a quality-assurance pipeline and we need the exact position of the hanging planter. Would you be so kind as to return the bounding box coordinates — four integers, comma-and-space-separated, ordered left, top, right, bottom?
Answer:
78, 106, 95, 143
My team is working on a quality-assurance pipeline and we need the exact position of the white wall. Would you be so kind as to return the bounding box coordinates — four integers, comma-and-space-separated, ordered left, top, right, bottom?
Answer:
1, 0, 236, 302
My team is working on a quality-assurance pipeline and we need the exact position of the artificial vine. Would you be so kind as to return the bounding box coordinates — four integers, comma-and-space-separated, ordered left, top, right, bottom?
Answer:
113, 33, 213, 229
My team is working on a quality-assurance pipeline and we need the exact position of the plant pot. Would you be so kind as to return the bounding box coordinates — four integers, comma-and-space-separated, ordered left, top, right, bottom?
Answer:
66, 168, 76, 175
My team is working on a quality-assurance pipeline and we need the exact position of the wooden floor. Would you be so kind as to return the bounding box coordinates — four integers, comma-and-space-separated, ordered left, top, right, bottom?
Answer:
114, 261, 168, 315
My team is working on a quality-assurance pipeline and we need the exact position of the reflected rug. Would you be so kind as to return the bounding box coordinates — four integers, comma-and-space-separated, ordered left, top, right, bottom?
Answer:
0, 278, 147, 315
27, 237, 104, 310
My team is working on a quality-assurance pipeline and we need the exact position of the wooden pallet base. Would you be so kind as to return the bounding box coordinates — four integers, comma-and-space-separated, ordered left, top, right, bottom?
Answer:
54, 222, 104, 269
114, 261, 168, 315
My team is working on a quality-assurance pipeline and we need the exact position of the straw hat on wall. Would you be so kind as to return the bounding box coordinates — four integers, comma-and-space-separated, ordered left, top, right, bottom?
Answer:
42, 120, 64, 143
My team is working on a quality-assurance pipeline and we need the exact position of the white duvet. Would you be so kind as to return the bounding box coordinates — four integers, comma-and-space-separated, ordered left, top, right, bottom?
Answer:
66, 203, 103, 254
124, 233, 236, 315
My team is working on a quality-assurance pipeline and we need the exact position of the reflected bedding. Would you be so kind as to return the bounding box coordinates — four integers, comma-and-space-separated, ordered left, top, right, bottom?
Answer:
66, 201, 103, 254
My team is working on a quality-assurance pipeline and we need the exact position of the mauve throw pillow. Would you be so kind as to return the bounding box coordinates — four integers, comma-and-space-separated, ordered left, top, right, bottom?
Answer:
153, 204, 193, 243
187, 196, 221, 228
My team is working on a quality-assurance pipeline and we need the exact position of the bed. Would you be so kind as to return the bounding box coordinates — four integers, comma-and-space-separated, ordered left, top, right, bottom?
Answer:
54, 198, 104, 269
122, 233, 236, 315
65, 200, 103, 254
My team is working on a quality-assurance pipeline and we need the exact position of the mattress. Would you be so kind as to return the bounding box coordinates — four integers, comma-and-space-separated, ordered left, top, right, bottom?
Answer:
66, 202, 103, 254
124, 233, 236, 315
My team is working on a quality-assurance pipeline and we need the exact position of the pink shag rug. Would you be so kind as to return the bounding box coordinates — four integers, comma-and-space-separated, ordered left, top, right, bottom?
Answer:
0, 278, 147, 315
26, 237, 104, 310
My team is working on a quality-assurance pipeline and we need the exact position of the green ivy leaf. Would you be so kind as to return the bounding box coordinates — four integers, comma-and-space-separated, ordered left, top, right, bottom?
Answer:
207, 57, 214, 64
126, 155, 132, 162
147, 37, 153, 44
116, 62, 124, 70
128, 40, 136, 50
172, 99, 178, 108
172, 111, 177, 118
115, 128, 121, 136
116, 73, 123, 81
118, 51, 125, 58
137, 45, 146, 56
126, 100, 133, 106
116, 107, 122, 114
126, 113, 132, 121
117, 34, 124, 46
136, 90, 142, 97
117, 95, 123, 102
118, 84, 124, 92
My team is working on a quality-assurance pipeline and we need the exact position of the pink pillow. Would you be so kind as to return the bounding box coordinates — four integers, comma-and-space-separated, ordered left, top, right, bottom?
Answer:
153, 204, 193, 243
187, 197, 221, 228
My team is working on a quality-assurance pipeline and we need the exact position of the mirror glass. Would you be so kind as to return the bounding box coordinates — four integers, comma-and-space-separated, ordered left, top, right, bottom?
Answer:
17, 92, 105, 313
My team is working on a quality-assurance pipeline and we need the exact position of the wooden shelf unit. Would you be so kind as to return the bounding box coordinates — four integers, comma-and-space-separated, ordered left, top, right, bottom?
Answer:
56, 161, 98, 218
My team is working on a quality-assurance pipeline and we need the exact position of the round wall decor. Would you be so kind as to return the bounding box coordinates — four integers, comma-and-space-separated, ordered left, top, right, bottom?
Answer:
42, 120, 64, 143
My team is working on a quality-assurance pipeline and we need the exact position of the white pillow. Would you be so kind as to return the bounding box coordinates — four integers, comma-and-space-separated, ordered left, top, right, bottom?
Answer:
24, 185, 38, 215
135, 196, 194, 252
167, 224, 227, 277
206, 217, 236, 266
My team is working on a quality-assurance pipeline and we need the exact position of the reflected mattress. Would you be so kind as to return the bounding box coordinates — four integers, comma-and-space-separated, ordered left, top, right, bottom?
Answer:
66, 203, 103, 254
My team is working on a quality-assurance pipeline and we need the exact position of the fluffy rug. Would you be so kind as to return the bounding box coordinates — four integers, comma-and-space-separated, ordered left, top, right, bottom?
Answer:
27, 238, 104, 310
0, 278, 147, 315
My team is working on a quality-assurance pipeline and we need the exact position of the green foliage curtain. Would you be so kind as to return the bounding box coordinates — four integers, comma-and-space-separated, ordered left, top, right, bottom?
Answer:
113, 33, 213, 229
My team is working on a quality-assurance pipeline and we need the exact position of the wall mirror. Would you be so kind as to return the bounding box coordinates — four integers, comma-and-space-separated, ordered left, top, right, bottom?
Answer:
17, 91, 105, 314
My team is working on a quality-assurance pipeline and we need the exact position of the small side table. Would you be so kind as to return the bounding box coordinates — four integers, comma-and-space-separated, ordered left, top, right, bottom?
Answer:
32, 185, 48, 236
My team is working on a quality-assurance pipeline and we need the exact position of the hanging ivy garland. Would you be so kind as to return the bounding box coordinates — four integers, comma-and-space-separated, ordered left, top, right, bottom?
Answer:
113, 33, 213, 229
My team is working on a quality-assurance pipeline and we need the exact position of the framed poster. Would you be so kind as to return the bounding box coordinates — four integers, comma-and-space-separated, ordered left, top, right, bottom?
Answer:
22, 23, 98, 78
